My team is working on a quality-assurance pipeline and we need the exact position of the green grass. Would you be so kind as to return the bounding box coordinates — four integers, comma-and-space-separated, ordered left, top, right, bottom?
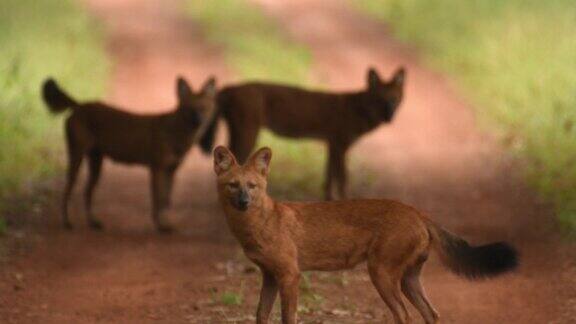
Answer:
0, 0, 108, 209
355, 0, 576, 233
212, 281, 245, 306
186, 0, 329, 198
220, 291, 243, 306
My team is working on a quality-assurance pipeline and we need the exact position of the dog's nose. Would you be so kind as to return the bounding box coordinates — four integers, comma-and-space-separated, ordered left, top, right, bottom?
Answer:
237, 191, 250, 210
238, 200, 249, 209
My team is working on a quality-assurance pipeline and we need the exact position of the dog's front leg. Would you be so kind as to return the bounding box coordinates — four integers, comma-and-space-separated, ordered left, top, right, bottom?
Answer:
163, 165, 178, 209
150, 167, 173, 233
256, 268, 278, 324
278, 270, 300, 324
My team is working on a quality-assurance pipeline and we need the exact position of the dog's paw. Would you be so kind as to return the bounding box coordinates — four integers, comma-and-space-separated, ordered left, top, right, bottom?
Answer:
63, 221, 73, 230
89, 219, 104, 231
156, 224, 174, 234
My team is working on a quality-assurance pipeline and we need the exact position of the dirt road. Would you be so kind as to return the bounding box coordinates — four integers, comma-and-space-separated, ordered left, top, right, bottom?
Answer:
1, 0, 574, 323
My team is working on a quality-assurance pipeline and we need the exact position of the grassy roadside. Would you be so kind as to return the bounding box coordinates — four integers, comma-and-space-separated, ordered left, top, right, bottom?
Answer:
355, 0, 576, 233
185, 0, 326, 198
0, 0, 108, 215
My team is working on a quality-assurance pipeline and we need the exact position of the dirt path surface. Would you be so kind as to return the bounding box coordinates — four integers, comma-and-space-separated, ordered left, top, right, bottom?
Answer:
1, 0, 575, 323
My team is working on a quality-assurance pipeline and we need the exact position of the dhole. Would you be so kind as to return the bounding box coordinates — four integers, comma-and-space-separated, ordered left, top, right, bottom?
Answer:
42, 76, 216, 232
213, 146, 518, 324
202, 67, 406, 200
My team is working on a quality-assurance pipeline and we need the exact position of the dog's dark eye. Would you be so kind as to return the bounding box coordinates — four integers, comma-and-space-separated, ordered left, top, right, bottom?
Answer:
227, 182, 240, 189
247, 182, 257, 189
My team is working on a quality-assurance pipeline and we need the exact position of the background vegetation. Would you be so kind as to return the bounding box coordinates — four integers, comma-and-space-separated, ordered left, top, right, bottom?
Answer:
186, 0, 328, 198
356, 0, 576, 233
0, 0, 108, 211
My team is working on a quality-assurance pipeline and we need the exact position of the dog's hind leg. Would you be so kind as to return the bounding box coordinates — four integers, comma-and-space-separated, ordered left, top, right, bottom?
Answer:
323, 152, 335, 201
367, 238, 411, 324
334, 144, 350, 200
325, 143, 349, 200
62, 148, 82, 230
62, 119, 91, 229
368, 263, 409, 324
84, 149, 104, 230
401, 256, 439, 324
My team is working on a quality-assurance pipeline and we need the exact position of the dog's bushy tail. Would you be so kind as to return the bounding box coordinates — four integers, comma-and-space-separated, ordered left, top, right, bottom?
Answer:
199, 91, 226, 155
42, 78, 78, 113
428, 221, 518, 279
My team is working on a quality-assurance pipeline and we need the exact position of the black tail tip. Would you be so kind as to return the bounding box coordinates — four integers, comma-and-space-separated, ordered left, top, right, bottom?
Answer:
42, 78, 63, 99
42, 78, 57, 99
467, 241, 519, 279
486, 242, 519, 271
42, 78, 56, 90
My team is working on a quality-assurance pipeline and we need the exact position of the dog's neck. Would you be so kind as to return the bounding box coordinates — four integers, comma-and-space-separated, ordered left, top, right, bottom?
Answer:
345, 91, 388, 133
221, 194, 277, 249
173, 106, 200, 132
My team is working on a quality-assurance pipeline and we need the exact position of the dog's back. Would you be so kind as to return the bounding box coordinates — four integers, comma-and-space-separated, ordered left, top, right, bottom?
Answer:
68, 104, 168, 163
220, 82, 347, 138
280, 199, 429, 271
43, 79, 170, 164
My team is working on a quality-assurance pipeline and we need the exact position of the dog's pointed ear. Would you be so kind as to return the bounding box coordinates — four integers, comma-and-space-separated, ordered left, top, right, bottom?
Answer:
248, 147, 272, 176
214, 146, 237, 175
201, 76, 217, 99
367, 67, 382, 88
390, 67, 406, 87
177, 76, 193, 104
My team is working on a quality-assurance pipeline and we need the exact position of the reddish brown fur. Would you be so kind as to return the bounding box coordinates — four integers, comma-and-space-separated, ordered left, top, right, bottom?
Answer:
42, 77, 216, 232
202, 67, 406, 200
213, 146, 518, 324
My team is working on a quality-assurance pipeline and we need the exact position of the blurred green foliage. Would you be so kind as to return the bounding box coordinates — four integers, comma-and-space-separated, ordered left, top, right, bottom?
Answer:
356, 0, 576, 233
186, 0, 311, 84
186, 0, 328, 198
0, 0, 108, 207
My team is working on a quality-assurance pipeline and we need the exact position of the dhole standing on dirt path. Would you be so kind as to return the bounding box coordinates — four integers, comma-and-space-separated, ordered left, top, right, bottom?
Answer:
42, 76, 216, 232
202, 67, 405, 200
213, 145, 518, 324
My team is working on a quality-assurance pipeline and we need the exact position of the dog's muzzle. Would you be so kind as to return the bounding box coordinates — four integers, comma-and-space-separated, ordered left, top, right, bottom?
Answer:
384, 100, 399, 122
233, 190, 250, 211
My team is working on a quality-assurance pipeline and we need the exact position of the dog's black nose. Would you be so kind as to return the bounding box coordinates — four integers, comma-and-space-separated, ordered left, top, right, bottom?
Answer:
238, 200, 249, 210
236, 191, 250, 211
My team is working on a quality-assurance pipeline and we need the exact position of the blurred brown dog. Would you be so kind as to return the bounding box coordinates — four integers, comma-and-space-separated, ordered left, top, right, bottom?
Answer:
43, 76, 216, 232
213, 145, 518, 324
202, 67, 405, 200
